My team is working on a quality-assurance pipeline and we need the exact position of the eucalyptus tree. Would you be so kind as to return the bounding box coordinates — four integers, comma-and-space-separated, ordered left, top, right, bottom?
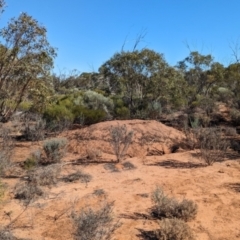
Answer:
177, 51, 225, 109
0, 11, 56, 121
99, 48, 184, 117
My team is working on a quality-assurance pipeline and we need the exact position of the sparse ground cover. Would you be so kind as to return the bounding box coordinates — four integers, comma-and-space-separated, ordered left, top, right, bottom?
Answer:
0, 120, 239, 239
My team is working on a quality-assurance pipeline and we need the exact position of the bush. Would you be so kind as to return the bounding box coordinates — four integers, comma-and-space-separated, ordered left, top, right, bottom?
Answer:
82, 90, 113, 114
71, 201, 120, 240
73, 106, 106, 125
86, 147, 102, 160
122, 161, 136, 170
110, 124, 133, 162
198, 128, 230, 165
21, 113, 46, 141
115, 107, 130, 119
151, 187, 197, 221
64, 170, 92, 187
14, 182, 44, 206
156, 218, 195, 240
0, 228, 15, 240
0, 127, 15, 176
43, 104, 74, 131
27, 165, 60, 187
42, 138, 67, 164
24, 150, 41, 170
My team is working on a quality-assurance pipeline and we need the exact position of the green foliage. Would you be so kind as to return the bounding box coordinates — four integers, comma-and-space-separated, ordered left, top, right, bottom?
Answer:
0, 12, 56, 122
73, 105, 106, 125
99, 48, 175, 116
115, 106, 130, 119
42, 138, 67, 164
24, 150, 41, 170
44, 104, 74, 123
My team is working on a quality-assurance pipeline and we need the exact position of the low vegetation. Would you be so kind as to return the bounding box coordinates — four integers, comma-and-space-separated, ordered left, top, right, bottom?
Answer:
110, 124, 134, 162
156, 218, 195, 240
71, 201, 120, 240
151, 187, 198, 221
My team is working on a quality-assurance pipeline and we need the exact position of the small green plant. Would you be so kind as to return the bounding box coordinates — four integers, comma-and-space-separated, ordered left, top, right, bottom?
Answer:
151, 187, 197, 221
42, 138, 67, 164
110, 124, 133, 162
71, 201, 120, 240
24, 150, 41, 170
156, 218, 195, 240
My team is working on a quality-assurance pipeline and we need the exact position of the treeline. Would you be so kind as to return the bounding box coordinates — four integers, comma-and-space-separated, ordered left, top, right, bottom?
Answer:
1, 0, 240, 128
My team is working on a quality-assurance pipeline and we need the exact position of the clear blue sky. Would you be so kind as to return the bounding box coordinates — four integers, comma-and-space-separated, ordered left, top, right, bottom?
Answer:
1, 0, 240, 73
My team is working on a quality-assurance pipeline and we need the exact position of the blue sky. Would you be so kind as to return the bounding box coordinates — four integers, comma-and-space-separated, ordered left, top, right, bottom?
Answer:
1, 0, 240, 73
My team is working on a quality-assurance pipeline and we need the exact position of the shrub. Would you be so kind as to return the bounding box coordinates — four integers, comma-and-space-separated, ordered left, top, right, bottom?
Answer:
198, 128, 230, 165
110, 124, 133, 162
82, 90, 114, 114
73, 106, 106, 125
42, 138, 67, 164
86, 147, 102, 160
14, 182, 44, 206
71, 201, 120, 240
43, 104, 74, 131
156, 218, 195, 240
24, 150, 41, 170
21, 113, 46, 141
27, 165, 61, 187
115, 107, 130, 119
103, 163, 119, 172
0, 127, 15, 176
151, 187, 197, 221
93, 189, 106, 197
64, 170, 92, 187
0, 228, 15, 240
122, 161, 136, 170
44, 104, 74, 123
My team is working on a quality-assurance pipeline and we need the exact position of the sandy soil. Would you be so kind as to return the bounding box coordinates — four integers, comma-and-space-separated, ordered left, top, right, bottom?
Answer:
1, 120, 240, 240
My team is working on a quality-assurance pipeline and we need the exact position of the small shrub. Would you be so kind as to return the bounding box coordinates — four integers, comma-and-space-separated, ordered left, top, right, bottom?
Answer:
27, 165, 60, 187
72, 201, 120, 240
222, 126, 237, 136
64, 170, 92, 187
42, 138, 67, 164
93, 189, 106, 197
122, 161, 136, 170
0, 228, 15, 240
73, 106, 106, 125
110, 124, 133, 162
14, 182, 44, 206
103, 163, 119, 172
86, 147, 102, 160
24, 150, 41, 170
0, 128, 15, 176
115, 107, 130, 119
198, 128, 230, 165
156, 218, 195, 240
151, 187, 197, 221
22, 113, 46, 141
